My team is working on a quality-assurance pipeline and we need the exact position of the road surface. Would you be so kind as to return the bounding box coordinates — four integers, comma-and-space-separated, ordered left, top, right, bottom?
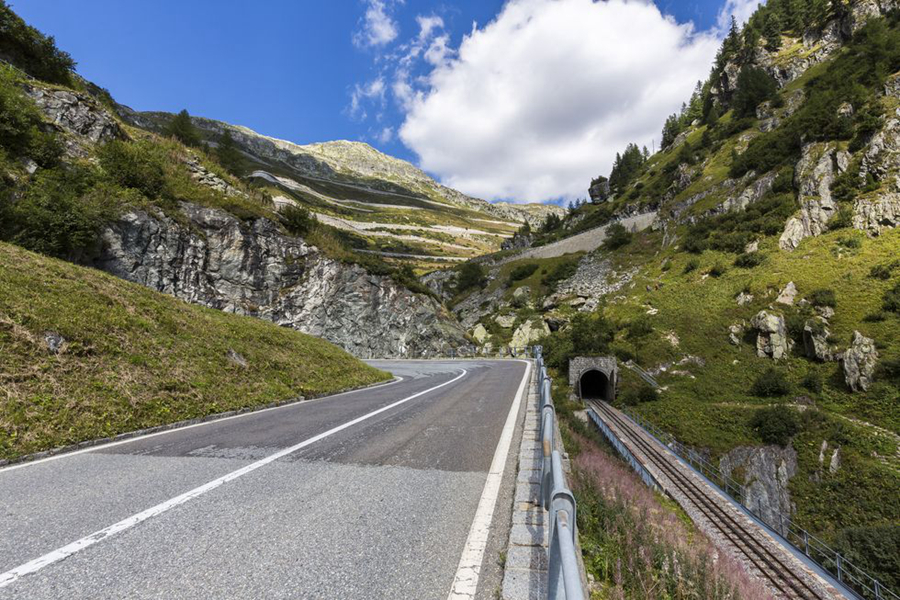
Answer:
0, 360, 530, 599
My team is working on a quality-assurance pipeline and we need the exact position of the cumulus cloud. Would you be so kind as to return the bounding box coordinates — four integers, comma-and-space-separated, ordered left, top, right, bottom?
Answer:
354, 0, 400, 48
398, 0, 723, 202
717, 0, 765, 30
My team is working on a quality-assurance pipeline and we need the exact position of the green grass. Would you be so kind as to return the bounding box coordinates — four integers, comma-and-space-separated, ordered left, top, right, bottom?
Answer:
0, 242, 390, 461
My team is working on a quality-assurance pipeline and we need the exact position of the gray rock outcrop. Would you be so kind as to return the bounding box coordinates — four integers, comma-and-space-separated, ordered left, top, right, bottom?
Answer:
93, 202, 466, 358
853, 192, 900, 235
751, 311, 790, 360
720, 445, 798, 535
780, 143, 844, 250
23, 83, 126, 154
841, 331, 879, 392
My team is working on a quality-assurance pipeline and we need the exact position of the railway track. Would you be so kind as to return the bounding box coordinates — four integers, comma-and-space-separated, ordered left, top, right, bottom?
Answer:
589, 400, 832, 600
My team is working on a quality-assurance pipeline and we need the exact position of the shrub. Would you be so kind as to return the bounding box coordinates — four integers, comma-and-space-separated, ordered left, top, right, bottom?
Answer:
626, 316, 654, 339
4, 166, 119, 259
0, 67, 61, 166
540, 258, 579, 289
621, 384, 658, 406
735, 252, 765, 268
98, 140, 166, 198
833, 526, 900, 593
280, 205, 316, 236
455, 261, 488, 294
801, 371, 823, 394
863, 312, 887, 323
603, 222, 632, 250
808, 289, 837, 308
869, 261, 899, 280
876, 358, 900, 384
751, 367, 791, 397
508, 262, 538, 283
882, 283, 900, 313
708, 263, 727, 278
750, 405, 800, 446
683, 258, 700, 273
539, 313, 615, 377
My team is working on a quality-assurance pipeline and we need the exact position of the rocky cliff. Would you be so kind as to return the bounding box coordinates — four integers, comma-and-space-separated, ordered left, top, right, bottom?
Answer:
94, 202, 466, 358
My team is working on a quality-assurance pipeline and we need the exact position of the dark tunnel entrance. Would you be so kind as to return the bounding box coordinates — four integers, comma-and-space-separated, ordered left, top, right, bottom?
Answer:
579, 369, 610, 401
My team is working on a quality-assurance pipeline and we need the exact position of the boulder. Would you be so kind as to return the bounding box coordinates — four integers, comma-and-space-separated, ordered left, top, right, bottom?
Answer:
776, 282, 798, 306
43, 331, 65, 354
729, 323, 744, 346
494, 314, 516, 329
23, 84, 125, 147
736, 292, 754, 306
841, 331, 879, 392
803, 317, 834, 362
723, 171, 777, 213
510, 320, 550, 348
472, 324, 488, 344
589, 178, 610, 203
751, 310, 789, 360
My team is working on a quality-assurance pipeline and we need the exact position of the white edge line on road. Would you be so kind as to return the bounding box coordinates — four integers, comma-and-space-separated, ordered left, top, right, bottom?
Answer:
0, 376, 407, 474
447, 359, 532, 600
0, 369, 467, 590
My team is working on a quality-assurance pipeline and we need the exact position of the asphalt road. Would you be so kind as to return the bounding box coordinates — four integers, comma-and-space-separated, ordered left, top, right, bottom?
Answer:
0, 360, 530, 600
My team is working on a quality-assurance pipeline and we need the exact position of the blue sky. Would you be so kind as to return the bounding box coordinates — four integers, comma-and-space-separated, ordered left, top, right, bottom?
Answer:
14, 0, 759, 202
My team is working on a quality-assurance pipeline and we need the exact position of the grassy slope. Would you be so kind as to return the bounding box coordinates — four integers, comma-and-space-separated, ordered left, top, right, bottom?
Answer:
0, 242, 390, 461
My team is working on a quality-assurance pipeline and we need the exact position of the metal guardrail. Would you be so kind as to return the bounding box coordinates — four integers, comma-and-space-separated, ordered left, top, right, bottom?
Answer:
535, 348, 585, 600
617, 406, 898, 600
404, 346, 535, 359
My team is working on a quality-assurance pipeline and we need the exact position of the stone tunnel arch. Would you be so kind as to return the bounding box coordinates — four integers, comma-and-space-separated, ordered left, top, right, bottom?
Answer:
568, 356, 617, 403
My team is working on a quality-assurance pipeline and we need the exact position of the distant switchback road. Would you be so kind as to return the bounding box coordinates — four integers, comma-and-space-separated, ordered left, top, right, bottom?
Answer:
0, 360, 530, 600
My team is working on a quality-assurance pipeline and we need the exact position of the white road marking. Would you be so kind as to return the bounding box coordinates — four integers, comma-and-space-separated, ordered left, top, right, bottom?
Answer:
0, 369, 467, 589
447, 360, 532, 599
0, 376, 405, 474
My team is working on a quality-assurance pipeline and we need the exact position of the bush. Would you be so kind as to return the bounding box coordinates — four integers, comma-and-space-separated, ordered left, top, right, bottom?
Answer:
751, 367, 791, 397
98, 140, 166, 198
455, 261, 488, 294
801, 371, 823, 394
870, 261, 899, 280
4, 166, 119, 259
833, 526, 900, 593
876, 358, 900, 384
621, 384, 658, 406
280, 205, 316, 236
0, 67, 60, 166
683, 258, 700, 273
750, 405, 800, 446
626, 316, 654, 339
603, 222, 632, 250
508, 262, 538, 283
734, 252, 765, 268
539, 313, 615, 377
808, 289, 837, 308
708, 263, 727, 278
882, 283, 900, 313
541, 258, 579, 289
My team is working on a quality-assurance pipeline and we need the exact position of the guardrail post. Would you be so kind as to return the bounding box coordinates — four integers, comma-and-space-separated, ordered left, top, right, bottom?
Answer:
836, 554, 843, 583
541, 410, 554, 509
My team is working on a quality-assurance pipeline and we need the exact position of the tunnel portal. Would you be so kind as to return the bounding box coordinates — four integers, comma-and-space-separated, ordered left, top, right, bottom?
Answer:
568, 356, 617, 403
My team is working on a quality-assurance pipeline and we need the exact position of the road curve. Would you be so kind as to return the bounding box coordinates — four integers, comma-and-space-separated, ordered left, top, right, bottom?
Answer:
0, 360, 529, 600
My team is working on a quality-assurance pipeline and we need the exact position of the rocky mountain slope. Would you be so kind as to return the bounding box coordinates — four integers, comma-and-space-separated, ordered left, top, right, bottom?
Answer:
116, 109, 564, 267
0, 2, 466, 358
448, 0, 900, 589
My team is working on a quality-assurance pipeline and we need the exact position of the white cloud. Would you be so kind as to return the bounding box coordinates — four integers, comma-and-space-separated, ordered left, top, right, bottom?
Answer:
350, 77, 387, 119
399, 0, 722, 202
377, 126, 395, 143
354, 0, 400, 48
717, 0, 765, 31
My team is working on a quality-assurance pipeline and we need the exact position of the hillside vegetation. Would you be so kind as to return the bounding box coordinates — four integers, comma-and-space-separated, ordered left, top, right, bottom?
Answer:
0, 241, 389, 462
457, 1, 900, 590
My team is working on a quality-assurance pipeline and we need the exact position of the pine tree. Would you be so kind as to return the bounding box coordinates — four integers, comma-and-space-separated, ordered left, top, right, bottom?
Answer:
165, 109, 201, 147
764, 13, 783, 51
661, 114, 683, 149
723, 16, 742, 58
216, 130, 243, 175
